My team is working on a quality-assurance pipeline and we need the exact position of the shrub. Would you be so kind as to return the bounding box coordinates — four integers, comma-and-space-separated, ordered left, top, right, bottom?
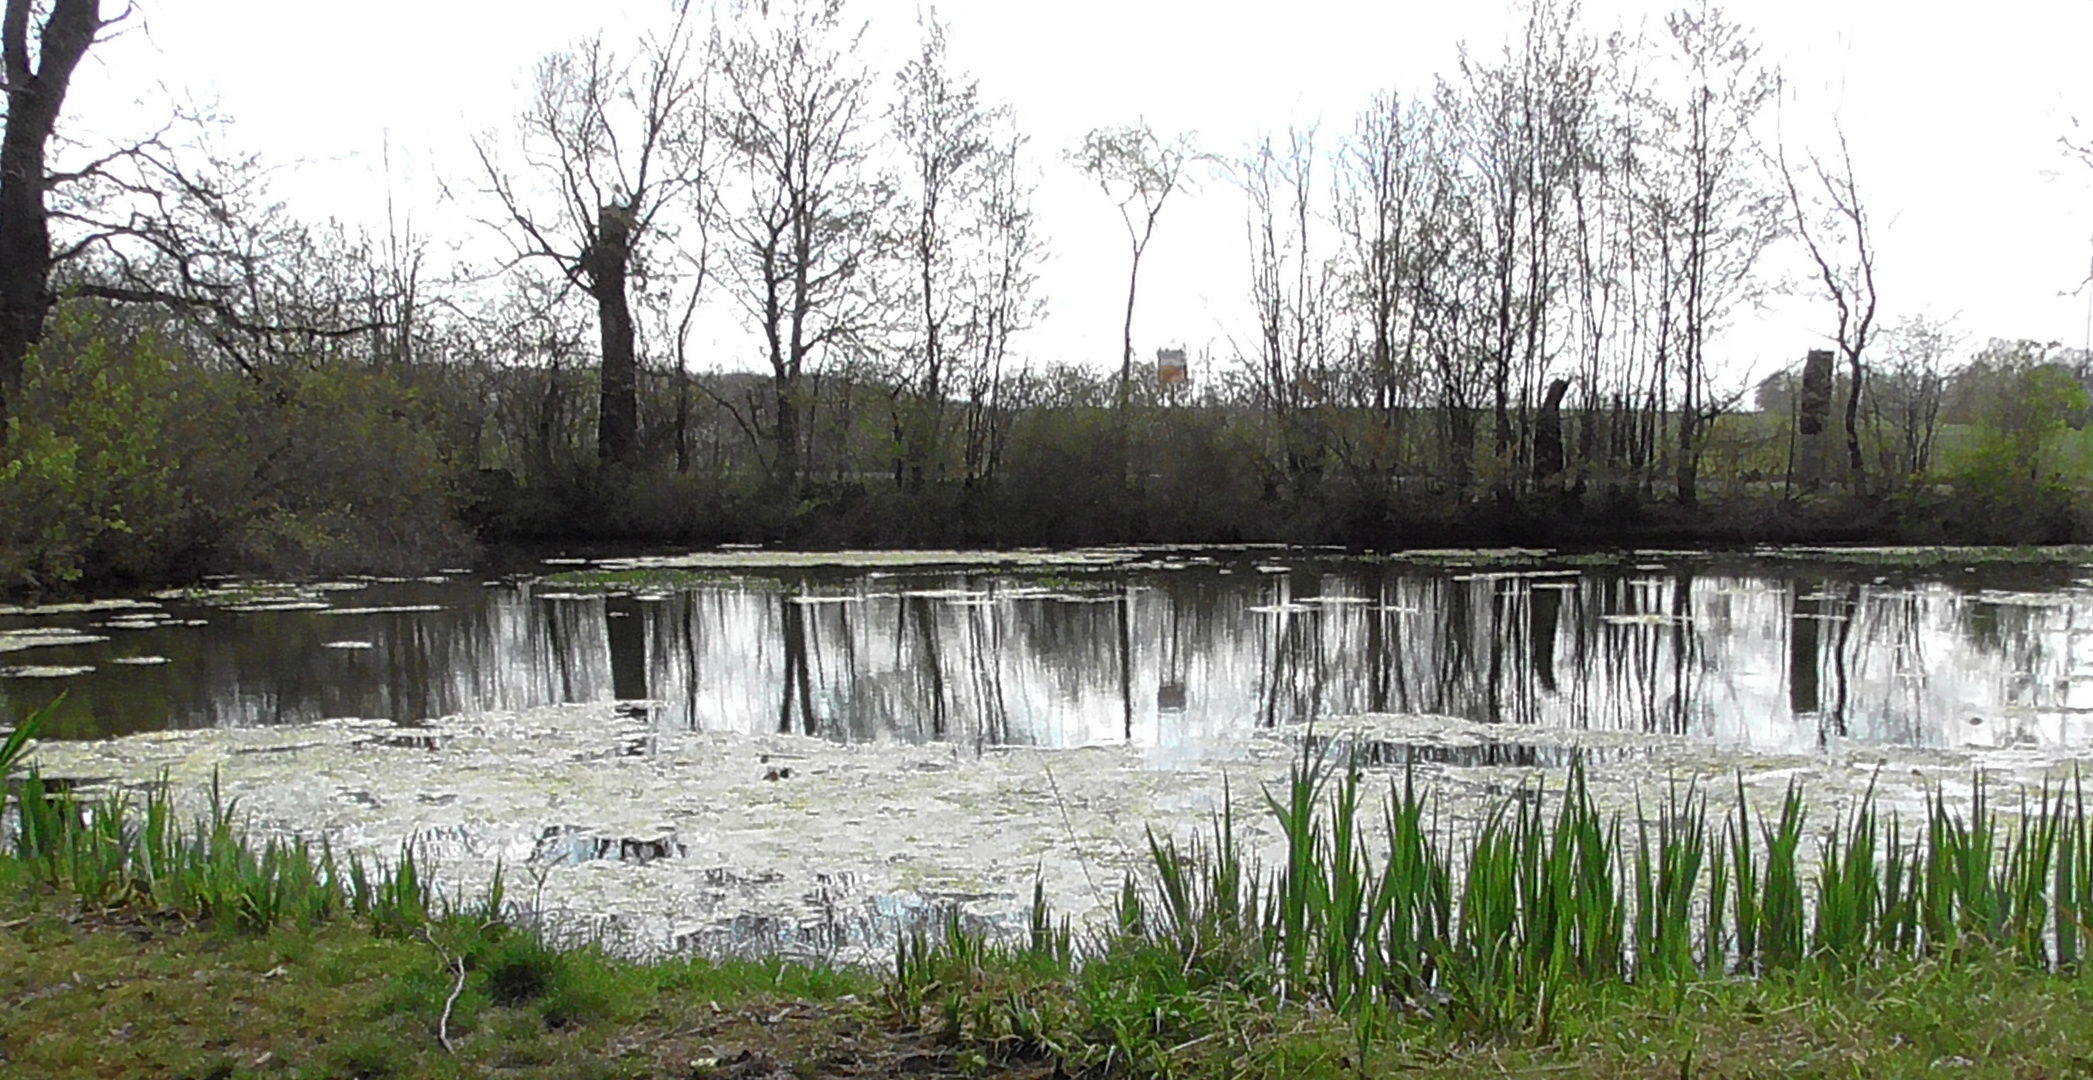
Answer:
0, 310, 185, 590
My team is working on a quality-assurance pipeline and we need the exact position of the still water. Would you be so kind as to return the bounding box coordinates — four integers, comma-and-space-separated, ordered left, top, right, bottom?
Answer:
8, 547, 2093, 752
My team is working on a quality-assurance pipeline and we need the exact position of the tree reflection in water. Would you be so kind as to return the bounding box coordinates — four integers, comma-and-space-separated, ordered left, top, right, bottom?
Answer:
8, 555, 2093, 751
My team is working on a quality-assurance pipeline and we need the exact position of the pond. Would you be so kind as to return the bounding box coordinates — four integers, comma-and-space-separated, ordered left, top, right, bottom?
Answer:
7, 545, 2093, 752
12, 546, 2093, 961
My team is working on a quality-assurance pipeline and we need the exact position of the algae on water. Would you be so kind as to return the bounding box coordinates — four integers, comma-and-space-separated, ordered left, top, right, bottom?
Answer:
23, 701, 2092, 964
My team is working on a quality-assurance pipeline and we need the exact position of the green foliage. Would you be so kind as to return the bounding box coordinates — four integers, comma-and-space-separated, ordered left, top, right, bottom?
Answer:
1934, 355, 2093, 538
0, 309, 184, 589
0, 303, 477, 594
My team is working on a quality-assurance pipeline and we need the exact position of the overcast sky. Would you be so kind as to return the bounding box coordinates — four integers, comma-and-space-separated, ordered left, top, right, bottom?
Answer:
63, 0, 2093, 386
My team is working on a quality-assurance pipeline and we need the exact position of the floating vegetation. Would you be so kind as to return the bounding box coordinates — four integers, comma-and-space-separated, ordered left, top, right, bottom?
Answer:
0, 628, 109, 653
538, 566, 752, 593
155, 582, 325, 606
1978, 590, 2073, 607
900, 588, 992, 601
320, 604, 446, 616
1600, 613, 1681, 626
595, 548, 1141, 572
322, 641, 376, 650
110, 655, 171, 666
1753, 545, 2093, 568
1389, 547, 1556, 565
100, 615, 172, 630
0, 665, 95, 678
0, 598, 156, 617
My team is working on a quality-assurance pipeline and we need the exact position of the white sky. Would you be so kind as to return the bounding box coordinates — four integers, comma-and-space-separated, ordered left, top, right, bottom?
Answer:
61, 0, 2093, 387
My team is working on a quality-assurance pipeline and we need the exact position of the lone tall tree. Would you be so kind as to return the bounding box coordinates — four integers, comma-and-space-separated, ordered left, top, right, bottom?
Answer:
477, 3, 710, 467
0, 0, 113, 429
1070, 122, 1193, 410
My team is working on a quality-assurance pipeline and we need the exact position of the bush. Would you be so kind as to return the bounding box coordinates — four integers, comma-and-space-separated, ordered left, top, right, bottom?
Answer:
0, 304, 477, 593
0, 309, 185, 590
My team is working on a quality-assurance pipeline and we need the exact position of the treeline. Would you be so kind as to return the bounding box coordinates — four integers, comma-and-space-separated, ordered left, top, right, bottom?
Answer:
0, 0, 2088, 593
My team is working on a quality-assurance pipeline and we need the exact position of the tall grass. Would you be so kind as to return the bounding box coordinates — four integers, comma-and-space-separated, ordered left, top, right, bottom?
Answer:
15, 707, 2093, 1058
9, 762, 442, 935
1, 694, 52, 788
896, 739, 2093, 1055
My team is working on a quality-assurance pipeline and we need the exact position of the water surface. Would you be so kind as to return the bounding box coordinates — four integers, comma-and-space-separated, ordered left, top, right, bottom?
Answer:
8, 547, 2093, 752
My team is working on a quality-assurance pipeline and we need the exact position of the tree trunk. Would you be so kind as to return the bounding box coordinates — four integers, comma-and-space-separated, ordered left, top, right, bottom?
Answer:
674, 367, 691, 474
1842, 349, 1866, 493
588, 202, 639, 466
0, 0, 101, 429
1118, 250, 1141, 411
770, 373, 800, 497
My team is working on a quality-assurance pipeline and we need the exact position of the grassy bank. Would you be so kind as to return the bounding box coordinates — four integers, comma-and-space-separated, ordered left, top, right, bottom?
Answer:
7, 886, 2093, 1079
9, 702, 2093, 1077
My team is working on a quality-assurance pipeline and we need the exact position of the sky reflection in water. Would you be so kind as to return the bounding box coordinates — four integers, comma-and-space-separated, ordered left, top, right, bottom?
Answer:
7, 552, 2093, 752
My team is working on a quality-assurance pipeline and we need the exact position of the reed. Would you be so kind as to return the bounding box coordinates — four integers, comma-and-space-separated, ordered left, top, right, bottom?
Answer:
897, 742, 2093, 1053
0, 694, 49, 784
9, 762, 438, 936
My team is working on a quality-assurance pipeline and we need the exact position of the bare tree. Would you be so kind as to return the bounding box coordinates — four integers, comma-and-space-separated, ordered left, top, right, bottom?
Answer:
1444, 0, 1601, 497
1645, 1, 1781, 506
1336, 91, 1436, 427
56, 128, 408, 373
1869, 312, 1956, 484
1069, 122, 1195, 410
957, 134, 1044, 490
889, 12, 1001, 491
1238, 126, 1339, 493
714, 0, 884, 498
474, 2, 710, 467
1780, 122, 1878, 492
